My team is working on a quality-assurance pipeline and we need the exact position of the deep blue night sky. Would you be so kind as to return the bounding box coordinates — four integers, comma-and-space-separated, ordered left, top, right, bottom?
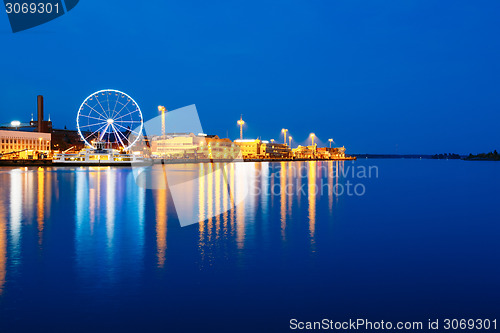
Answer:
1, 0, 499, 154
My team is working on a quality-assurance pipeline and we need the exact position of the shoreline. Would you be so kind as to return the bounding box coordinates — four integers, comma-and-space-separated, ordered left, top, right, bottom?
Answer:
0, 156, 356, 167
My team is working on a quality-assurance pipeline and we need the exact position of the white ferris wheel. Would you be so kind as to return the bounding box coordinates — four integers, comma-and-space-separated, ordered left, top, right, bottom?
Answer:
76, 89, 143, 150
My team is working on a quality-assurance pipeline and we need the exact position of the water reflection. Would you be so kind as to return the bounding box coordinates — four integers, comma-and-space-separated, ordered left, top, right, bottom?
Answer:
308, 161, 317, 247
155, 188, 167, 268
9, 170, 22, 260
0, 194, 6, 294
280, 161, 287, 240
74, 168, 146, 283
0, 161, 345, 295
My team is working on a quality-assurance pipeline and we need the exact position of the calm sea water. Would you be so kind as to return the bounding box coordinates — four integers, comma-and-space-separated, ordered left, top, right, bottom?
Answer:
0, 160, 498, 332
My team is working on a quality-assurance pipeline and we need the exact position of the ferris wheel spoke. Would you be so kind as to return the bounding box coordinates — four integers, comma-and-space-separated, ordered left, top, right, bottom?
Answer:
85, 102, 108, 120
99, 124, 111, 141
94, 95, 110, 118
113, 99, 132, 120
78, 121, 107, 129
116, 125, 132, 144
84, 122, 108, 143
111, 123, 129, 148
106, 93, 111, 117
113, 122, 141, 136
113, 108, 140, 122
111, 94, 121, 120
81, 103, 107, 120
79, 114, 108, 123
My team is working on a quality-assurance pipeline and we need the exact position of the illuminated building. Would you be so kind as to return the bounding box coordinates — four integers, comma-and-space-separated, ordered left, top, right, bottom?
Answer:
199, 136, 240, 160
0, 94, 86, 155
0, 130, 51, 159
259, 141, 291, 158
151, 133, 240, 160
316, 147, 346, 159
151, 133, 203, 158
292, 145, 317, 159
234, 139, 261, 158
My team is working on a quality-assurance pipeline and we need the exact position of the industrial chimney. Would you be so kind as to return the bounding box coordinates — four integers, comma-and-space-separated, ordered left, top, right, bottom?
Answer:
37, 95, 44, 132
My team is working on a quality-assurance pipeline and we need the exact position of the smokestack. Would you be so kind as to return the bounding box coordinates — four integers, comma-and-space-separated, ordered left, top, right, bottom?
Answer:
37, 95, 44, 132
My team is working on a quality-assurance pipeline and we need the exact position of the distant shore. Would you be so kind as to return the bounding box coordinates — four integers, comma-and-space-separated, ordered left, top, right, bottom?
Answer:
463, 151, 500, 161
353, 154, 435, 159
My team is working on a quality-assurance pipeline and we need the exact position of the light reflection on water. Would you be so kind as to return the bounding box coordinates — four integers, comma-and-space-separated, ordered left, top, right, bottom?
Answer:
0, 160, 498, 331
0, 162, 344, 279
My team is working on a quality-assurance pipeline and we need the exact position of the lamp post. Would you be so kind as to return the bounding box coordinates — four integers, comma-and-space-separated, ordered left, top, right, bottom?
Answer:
281, 128, 288, 145
310, 133, 315, 146
158, 106, 166, 137
328, 138, 334, 148
288, 136, 292, 148
237, 115, 245, 140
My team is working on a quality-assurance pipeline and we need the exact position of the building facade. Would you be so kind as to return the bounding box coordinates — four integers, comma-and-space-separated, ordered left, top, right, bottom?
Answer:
0, 130, 51, 159
260, 142, 291, 158
316, 147, 346, 159
199, 136, 240, 160
234, 139, 261, 158
151, 133, 202, 158
151, 133, 241, 160
292, 145, 317, 159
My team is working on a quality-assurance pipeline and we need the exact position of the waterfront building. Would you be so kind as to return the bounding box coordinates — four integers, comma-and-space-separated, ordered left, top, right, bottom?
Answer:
259, 141, 291, 158
151, 133, 204, 158
234, 139, 261, 158
0, 130, 51, 159
316, 147, 346, 159
292, 145, 317, 159
199, 136, 240, 160
0, 94, 88, 155
150, 133, 240, 160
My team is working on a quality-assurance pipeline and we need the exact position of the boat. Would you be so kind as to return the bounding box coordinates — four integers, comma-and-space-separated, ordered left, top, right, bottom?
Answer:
52, 142, 150, 166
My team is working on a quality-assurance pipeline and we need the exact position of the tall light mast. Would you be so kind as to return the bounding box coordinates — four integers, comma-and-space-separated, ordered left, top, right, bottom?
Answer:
158, 106, 166, 137
281, 128, 288, 145
310, 133, 315, 146
237, 115, 245, 140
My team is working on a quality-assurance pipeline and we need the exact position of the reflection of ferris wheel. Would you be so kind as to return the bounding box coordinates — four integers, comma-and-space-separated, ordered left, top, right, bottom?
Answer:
77, 89, 143, 150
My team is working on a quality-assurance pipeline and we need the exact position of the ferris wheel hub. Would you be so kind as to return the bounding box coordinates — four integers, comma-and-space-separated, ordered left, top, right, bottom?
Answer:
107, 118, 114, 124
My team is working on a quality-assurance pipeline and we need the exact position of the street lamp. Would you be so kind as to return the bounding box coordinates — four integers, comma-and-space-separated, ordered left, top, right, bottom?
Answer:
310, 133, 315, 146
237, 115, 245, 140
288, 136, 292, 148
328, 138, 334, 148
281, 128, 288, 145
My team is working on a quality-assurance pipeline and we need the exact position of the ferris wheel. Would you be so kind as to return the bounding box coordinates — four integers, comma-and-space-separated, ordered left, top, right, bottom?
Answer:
77, 89, 143, 151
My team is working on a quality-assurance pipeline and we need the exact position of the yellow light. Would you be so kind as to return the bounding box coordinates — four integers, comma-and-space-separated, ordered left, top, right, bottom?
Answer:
158, 105, 166, 112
